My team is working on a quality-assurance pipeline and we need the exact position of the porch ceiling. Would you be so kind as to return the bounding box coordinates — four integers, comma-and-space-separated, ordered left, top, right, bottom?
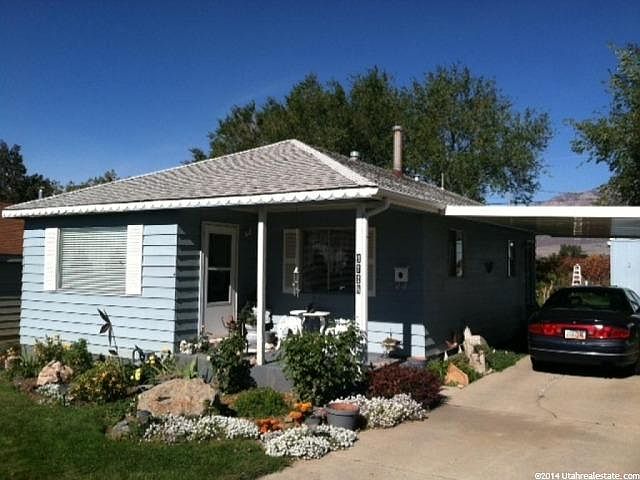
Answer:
444, 205, 640, 238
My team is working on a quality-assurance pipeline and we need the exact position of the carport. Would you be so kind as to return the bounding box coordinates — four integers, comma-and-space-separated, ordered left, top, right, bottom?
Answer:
444, 205, 640, 238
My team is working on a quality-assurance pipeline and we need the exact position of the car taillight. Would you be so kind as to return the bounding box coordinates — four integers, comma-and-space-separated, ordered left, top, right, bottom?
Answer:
528, 322, 630, 339
589, 325, 630, 339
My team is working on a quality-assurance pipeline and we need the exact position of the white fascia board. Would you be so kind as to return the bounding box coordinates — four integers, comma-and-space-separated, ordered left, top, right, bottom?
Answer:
445, 205, 640, 218
2, 187, 380, 218
382, 190, 442, 214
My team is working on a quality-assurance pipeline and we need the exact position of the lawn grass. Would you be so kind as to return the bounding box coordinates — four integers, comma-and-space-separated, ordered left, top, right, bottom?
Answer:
0, 379, 289, 480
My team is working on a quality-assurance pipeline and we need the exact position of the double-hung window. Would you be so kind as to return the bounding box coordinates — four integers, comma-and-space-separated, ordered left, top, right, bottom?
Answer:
43, 225, 143, 295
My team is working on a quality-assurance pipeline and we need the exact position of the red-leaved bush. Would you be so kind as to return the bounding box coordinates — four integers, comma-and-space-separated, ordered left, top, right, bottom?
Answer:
367, 364, 443, 408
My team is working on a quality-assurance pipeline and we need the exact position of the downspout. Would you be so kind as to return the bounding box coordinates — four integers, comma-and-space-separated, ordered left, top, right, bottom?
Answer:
365, 199, 391, 219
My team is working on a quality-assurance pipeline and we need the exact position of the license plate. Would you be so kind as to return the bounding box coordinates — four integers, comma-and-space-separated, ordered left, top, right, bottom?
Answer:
564, 329, 587, 340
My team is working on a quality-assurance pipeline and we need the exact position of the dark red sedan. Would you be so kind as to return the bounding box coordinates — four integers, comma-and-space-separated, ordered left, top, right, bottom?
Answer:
528, 286, 640, 373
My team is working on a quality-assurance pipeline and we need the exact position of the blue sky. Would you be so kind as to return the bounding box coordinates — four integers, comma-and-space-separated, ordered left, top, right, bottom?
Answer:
1, 1, 638, 202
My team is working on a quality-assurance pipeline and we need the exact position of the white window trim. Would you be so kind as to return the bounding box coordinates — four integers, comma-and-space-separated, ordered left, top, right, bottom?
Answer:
43, 227, 59, 291
42, 225, 144, 296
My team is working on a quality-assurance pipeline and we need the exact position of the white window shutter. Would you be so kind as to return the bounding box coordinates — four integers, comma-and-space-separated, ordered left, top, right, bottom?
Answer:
282, 229, 300, 294
125, 224, 144, 295
368, 227, 376, 297
43, 228, 59, 291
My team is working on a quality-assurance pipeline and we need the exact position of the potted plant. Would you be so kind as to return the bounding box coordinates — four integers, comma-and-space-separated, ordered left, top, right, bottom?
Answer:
325, 401, 360, 430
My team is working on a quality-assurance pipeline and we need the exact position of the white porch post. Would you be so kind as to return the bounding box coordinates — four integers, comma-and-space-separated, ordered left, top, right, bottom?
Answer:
355, 206, 369, 336
256, 207, 267, 365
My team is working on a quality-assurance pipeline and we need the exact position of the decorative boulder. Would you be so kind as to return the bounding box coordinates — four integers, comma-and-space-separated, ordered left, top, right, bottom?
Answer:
137, 378, 219, 417
36, 360, 74, 386
445, 363, 469, 387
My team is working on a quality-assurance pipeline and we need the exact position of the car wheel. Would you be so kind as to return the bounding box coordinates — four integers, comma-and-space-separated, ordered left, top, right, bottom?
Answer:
531, 358, 547, 372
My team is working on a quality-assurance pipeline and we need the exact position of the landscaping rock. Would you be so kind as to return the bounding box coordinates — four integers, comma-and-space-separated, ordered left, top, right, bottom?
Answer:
137, 378, 219, 417
36, 361, 74, 386
136, 409, 152, 426
4, 355, 20, 371
107, 419, 131, 440
445, 363, 469, 387
468, 351, 486, 375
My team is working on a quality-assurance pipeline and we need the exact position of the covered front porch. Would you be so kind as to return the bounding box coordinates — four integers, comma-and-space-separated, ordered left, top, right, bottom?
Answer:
185, 201, 388, 365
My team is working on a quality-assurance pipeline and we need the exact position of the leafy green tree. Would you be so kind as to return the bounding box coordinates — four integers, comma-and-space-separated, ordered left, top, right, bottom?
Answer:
406, 66, 551, 203
558, 244, 587, 258
193, 66, 550, 203
64, 169, 118, 192
571, 44, 640, 205
0, 141, 59, 203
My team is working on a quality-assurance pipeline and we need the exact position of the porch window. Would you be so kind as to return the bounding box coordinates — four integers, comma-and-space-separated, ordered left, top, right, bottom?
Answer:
283, 227, 375, 295
448, 229, 464, 277
507, 240, 516, 277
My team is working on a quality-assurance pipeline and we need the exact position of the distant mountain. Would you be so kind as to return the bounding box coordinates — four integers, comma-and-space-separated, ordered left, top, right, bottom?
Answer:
535, 188, 601, 206
535, 189, 609, 257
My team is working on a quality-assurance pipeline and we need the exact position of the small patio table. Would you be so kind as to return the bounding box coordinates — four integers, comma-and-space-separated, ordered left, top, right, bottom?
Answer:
289, 310, 331, 333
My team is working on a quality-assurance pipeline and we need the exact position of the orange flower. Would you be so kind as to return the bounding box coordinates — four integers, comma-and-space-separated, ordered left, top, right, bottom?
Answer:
299, 402, 312, 413
289, 411, 303, 422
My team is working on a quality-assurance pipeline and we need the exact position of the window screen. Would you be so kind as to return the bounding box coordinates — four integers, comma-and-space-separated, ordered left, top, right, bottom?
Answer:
302, 229, 355, 293
59, 227, 127, 294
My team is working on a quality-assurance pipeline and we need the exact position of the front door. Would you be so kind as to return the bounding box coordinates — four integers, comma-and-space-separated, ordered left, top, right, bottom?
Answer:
202, 223, 238, 338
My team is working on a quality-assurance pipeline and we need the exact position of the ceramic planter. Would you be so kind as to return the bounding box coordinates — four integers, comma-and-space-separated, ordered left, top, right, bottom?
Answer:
326, 402, 360, 430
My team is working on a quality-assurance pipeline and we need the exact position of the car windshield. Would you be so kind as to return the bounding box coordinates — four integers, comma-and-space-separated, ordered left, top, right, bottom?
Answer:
544, 289, 631, 313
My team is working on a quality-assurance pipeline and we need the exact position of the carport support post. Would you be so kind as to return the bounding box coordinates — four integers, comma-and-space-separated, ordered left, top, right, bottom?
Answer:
256, 207, 267, 366
355, 206, 369, 337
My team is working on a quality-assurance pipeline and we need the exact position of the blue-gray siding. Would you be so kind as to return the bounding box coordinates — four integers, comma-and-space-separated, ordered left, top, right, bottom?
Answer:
611, 239, 640, 294
20, 214, 180, 356
19, 206, 533, 358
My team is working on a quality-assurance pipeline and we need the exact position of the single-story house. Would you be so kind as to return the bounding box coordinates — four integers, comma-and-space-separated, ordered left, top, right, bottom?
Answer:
6, 131, 640, 363
0, 203, 24, 347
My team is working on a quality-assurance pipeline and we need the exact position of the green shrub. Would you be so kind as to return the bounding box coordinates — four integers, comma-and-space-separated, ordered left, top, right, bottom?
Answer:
281, 322, 366, 405
484, 349, 523, 372
233, 387, 289, 419
426, 353, 482, 384
33, 336, 94, 376
62, 339, 94, 375
33, 336, 66, 367
70, 359, 131, 402
209, 332, 255, 394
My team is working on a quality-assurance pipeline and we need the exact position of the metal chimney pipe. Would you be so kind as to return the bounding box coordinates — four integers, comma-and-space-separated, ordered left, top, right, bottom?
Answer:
392, 125, 403, 177
349, 150, 360, 161
38, 187, 43, 200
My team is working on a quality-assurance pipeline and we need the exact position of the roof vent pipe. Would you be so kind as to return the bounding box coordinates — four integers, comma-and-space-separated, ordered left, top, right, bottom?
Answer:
38, 187, 43, 200
392, 125, 403, 177
349, 150, 360, 161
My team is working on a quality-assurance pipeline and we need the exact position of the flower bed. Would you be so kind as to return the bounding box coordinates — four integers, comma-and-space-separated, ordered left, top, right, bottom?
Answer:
143, 414, 260, 443
261, 425, 357, 459
337, 394, 428, 428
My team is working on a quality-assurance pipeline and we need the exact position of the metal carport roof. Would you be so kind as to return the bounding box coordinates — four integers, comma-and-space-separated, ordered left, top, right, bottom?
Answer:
444, 205, 640, 238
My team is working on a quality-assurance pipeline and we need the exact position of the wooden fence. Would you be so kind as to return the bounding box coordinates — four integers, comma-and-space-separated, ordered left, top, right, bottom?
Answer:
0, 296, 20, 348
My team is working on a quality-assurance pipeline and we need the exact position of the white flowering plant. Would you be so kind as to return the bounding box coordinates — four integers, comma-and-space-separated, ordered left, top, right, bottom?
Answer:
261, 424, 357, 459
335, 394, 427, 428
143, 414, 259, 443
36, 383, 70, 406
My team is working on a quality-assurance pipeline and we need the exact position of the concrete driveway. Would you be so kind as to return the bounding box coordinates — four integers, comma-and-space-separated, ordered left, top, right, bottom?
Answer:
263, 357, 640, 479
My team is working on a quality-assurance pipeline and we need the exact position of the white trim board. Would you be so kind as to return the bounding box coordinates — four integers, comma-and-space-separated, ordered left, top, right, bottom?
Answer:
445, 205, 640, 218
3, 187, 380, 218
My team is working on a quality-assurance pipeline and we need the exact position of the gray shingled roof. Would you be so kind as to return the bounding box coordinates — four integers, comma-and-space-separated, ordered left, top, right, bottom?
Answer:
6, 139, 477, 212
